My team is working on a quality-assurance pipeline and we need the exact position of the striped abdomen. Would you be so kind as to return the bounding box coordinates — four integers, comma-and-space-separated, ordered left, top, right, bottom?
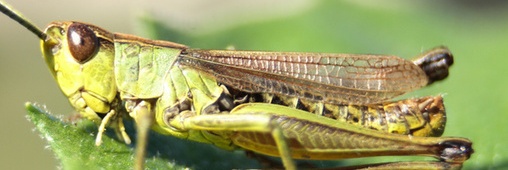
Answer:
222, 88, 445, 137
320, 96, 446, 137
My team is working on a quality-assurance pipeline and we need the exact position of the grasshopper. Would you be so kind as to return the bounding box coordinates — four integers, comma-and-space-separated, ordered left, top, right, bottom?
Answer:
0, 2, 472, 169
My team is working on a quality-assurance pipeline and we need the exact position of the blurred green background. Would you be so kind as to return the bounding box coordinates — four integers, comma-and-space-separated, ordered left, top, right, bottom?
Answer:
1, 0, 507, 169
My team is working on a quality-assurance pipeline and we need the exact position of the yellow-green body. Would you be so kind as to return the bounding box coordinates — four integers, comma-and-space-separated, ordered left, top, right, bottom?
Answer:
35, 21, 471, 170
0, 3, 473, 169
0, 2, 472, 167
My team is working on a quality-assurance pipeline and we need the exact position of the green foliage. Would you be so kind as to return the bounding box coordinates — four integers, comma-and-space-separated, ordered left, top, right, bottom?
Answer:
25, 103, 261, 169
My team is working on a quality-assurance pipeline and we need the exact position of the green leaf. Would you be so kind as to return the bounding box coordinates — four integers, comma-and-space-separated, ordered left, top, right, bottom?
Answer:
25, 102, 261, 169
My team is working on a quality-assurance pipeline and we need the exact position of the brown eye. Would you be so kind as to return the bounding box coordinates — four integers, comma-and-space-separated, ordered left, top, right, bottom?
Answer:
67, 23, 99, 63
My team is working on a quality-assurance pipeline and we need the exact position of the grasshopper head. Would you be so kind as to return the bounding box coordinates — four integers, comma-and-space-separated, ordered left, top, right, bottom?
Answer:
41, 21, 118, 122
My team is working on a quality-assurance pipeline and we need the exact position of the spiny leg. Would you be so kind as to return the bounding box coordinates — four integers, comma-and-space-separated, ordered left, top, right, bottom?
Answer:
270, 119, 294, 170
169, 113, 297, 170
225, 103, 471, 169
340, 161, 463, 170
95, 110, 116, 146
127, 100, 155, 170
94, 109, 132, 146
114, 116, 131, 144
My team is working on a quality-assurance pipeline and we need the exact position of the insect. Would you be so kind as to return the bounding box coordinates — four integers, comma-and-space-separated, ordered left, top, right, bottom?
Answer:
1, 2, 473, 170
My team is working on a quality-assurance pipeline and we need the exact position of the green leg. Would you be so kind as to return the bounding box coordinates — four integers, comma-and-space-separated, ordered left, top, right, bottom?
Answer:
128, 100, 155, 170
95, 109, 115, 146
344, 161, 463, 170
169, 113, 296, 170
94, 109, 131, 146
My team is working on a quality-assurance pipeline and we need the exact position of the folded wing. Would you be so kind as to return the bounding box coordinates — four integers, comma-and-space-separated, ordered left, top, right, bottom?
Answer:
178, 50, 429, 105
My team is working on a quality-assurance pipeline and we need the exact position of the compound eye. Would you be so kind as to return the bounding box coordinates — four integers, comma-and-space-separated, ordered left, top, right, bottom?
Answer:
67, 23, 99, 63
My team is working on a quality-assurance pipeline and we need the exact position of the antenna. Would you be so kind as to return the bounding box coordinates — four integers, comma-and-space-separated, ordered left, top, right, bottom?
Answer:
0, 1, 46, 39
